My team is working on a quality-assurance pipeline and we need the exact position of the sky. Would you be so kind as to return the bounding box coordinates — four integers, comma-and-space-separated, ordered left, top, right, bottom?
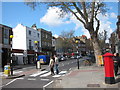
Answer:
1, 1, 119, 39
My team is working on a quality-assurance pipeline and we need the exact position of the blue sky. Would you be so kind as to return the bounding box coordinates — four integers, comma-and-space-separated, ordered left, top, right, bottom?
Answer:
2, 2, 119, 38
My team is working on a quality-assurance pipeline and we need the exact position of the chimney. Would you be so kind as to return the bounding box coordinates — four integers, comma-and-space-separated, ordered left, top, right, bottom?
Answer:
31, 24, 37, 30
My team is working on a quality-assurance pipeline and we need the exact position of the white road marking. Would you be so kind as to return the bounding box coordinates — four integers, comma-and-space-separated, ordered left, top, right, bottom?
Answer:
16, 78, 24, 80
0, 77, 24, 88
41, 79, 49, 81
13, 71, 23, 74
43, 81, 53, 90
40, 72, 51, 77
5, 79, 17, 86
28, 78, 36, 80
52, 75, 61, 78
30, 71, 48, 77
59, 71, 67, 75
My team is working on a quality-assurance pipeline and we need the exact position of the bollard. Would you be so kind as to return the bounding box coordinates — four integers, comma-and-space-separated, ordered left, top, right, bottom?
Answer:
103, 53, 115, 84
4, 65, 11, 76
37, 61, 41, 69
77, 59, 79, 69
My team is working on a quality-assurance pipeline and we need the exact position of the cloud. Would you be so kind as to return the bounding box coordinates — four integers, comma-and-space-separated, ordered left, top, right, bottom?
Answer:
53, 34, 59, 38
40, 7, 70, 26
40, 7, 115, 39
110, 12, 117, 18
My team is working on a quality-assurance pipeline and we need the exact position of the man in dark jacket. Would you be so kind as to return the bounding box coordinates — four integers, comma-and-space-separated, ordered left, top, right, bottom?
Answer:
113, 53, 120, 76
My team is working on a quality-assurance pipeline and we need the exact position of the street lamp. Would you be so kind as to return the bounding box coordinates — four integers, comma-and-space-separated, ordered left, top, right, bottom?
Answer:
10, 35, 13, 76
34, 41, 41, 69
75, 40, 79, 69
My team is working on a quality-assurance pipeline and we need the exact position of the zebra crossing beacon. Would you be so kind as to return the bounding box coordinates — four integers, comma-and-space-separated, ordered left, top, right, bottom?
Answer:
34, 41, 41, 69
10, 35, 14, 76
103, 52, 115, 84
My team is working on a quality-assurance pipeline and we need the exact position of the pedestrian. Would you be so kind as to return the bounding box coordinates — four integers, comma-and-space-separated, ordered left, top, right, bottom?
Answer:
54, 55, 59, 74
113, 53, 120, 76
49, 56, 55, 75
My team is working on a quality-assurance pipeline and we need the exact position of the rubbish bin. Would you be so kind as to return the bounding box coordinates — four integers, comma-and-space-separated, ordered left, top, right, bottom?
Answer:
4, 65, 11, 76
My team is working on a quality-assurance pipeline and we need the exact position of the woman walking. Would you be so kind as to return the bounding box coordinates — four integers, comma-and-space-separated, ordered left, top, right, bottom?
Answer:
49, 56, 55, 75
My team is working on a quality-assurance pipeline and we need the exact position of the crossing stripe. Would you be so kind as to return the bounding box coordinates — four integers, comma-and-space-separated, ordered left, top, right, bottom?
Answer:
59, 71, 67, 75
40, 72, 51, 77
30, 71, 48, 77
28, 78, 36, 80
52, 75, 61, 78
13, 71, 23, 74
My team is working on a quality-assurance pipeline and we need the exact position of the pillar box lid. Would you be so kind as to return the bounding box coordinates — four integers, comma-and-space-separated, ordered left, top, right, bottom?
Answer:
103, 52, 114, 57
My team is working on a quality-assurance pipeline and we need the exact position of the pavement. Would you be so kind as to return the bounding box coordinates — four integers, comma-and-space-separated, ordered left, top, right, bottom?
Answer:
46, 64, 120, 89
0, 64, 47, 79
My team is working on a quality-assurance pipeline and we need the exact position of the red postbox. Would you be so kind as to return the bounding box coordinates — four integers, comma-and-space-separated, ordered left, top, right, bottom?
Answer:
103, 53, 115, 84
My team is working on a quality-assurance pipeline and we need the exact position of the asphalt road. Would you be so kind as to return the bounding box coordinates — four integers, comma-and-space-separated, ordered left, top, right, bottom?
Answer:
1, 58, 85, 90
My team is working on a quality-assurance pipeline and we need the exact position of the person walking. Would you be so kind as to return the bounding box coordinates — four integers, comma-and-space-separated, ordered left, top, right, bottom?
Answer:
49, 56, 55, 75
113, 53, 120, 76
54, 55, 59, 74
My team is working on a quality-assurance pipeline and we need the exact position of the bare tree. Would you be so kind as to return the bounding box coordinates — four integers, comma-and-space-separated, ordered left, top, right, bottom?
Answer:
98, 30, 107, 53
25, 0, 108, 65
57, 30, 75, 53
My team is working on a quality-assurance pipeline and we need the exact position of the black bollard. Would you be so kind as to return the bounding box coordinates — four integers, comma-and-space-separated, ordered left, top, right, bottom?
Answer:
77, 59, 79, 69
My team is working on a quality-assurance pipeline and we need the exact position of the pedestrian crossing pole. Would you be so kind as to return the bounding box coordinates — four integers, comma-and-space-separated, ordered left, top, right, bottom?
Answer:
75, 40, 79, 69
34, 41, 41, 69
10, 35, 13, 76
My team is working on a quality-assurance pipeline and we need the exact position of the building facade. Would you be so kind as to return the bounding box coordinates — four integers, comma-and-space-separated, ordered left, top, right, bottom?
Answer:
109, 16, 120, 54
38, 28, 52, 56
0, 24, 13, 70
116, 15, 120, 53
12, 24, 41, 64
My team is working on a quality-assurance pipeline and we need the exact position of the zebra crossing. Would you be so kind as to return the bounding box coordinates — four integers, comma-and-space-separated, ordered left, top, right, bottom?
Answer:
29, 70, 67, 78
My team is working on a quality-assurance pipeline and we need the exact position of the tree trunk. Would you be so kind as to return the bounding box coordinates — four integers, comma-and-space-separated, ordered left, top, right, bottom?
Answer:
91, 36, 102, 66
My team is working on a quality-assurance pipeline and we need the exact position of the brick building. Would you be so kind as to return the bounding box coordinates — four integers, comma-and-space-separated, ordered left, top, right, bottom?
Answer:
0, 24, 13, 70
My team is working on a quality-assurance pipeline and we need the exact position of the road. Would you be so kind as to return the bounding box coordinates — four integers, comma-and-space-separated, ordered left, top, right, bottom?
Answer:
1, 58, 85, 90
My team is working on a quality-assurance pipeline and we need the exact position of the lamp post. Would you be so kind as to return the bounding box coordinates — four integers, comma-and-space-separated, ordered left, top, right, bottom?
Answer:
10, 35, 13, 76
75, 40, 79, 69
34, 41, 41, 69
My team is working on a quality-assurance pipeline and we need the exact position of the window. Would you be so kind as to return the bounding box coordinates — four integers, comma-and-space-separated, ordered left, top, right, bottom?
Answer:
37, 41, 39, 47
3, 28, 9, 44
46, 34, 47, 38
29, 40, 31, 46
37, 33, 39, 38
29, 30, 31, 35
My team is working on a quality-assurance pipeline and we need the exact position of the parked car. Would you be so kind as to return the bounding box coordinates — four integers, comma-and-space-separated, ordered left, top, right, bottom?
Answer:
58, 56, 66, 62
71, 55, 82, 59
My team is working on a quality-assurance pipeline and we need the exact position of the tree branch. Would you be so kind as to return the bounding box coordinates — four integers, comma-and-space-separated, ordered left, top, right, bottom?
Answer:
72, 2, 87, 23
90, 1, 95, 23
62, 2, 86, 27
81, 2, 88, 22
95, 3, 100, 34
